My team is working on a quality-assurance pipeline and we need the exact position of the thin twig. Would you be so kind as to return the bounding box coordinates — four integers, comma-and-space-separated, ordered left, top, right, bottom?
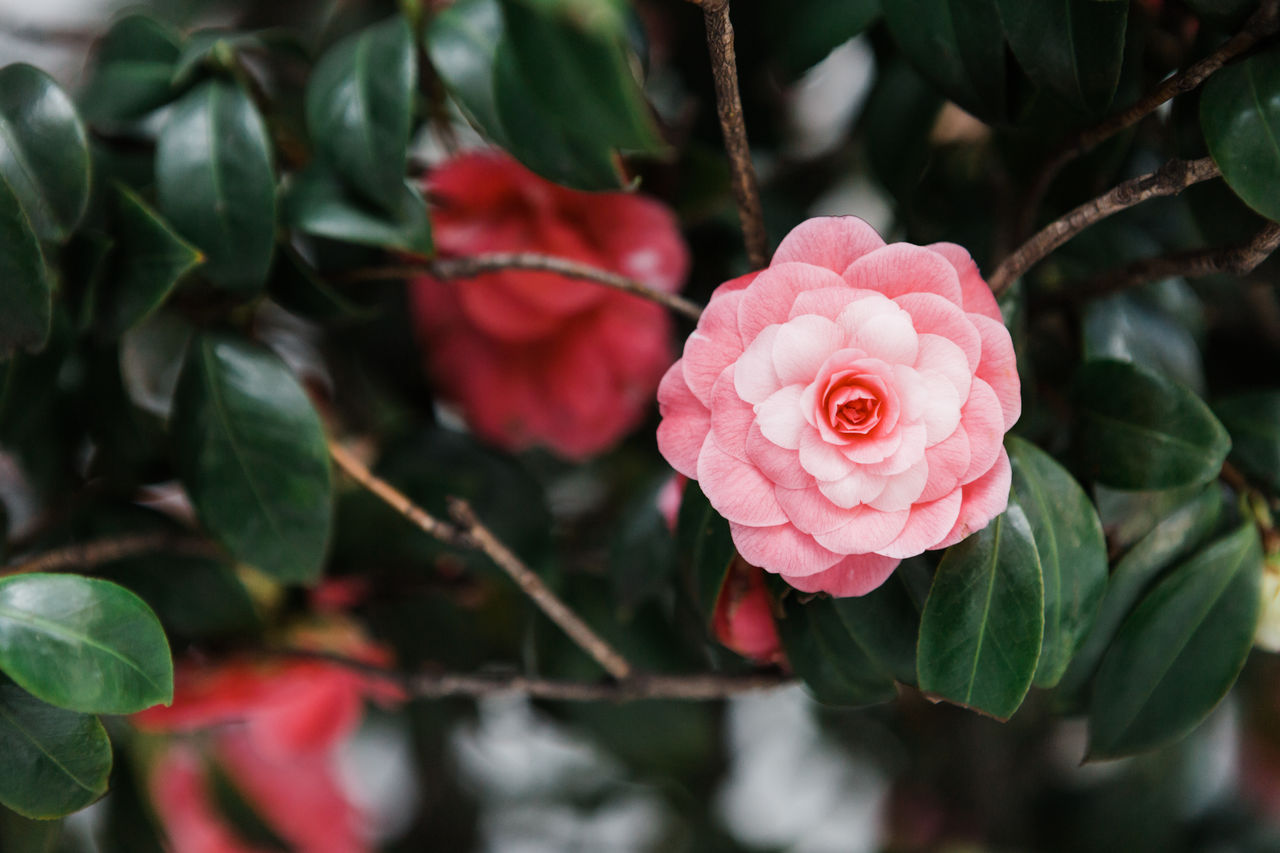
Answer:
699, 0, 768, 269
275, 648, 788, 702
447, 499, 633, 680
328, 440, 634, 680
1, 534, 219, 577
990, 157, 1221, 294
1015, 0, 1280, 242
1066, 220, 1280, 302
344, 254, 704, 321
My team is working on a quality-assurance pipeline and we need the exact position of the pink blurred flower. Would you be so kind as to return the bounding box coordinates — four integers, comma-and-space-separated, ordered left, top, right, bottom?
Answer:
657, 217, 1019, 597
411, 151, 689, 459
712, 557, 783, 663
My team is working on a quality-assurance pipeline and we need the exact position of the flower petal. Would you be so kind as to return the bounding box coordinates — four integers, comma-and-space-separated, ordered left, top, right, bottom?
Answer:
772, 216, 886, 274
734, 325, 783, 405
682, 288, 747, 406
971, 314, 1021, 431
739, 263, 848, 341
915, 334, 973, 404
927, 241, 1002, 321
656, 361, 711, 478
730, 521, 844, 577
798, 429, 855, 481
710, 371, 754, 461
747, 423, 811, 488
697, 434, 788, 526
957, 377, 1004, 485
837, 295, 919, 365
934, 449, 1012, 550
813, 504, 911, 554
782, 552, 901, 597
817, 468, 886, 508
756, 384, 810, 450
842, 243, 964, 306
880, 489, 965, 558
772, 315, 847, 387
893, 291, 981, 370
866, 456, 930, 512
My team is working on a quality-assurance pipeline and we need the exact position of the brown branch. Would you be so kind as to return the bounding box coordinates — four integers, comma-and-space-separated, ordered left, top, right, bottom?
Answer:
343, 253, 704, 321
699, 0, 768, 269
328, 440, 634, 681
1067, 220, 1280, 302
275, 648, 788, 702
1015, 0, 1280, 242
446, 499, 633, 680
1, 533, 219, 578
990, 157, 1221, 295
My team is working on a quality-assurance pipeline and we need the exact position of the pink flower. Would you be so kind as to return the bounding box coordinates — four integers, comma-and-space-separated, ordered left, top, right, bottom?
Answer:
411, 151, 690, 459
712, 557, 783, 663
657, 217, 1019, 597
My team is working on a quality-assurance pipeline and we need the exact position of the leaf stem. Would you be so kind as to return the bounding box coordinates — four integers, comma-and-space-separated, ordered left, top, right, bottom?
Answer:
0, 534, 219, 578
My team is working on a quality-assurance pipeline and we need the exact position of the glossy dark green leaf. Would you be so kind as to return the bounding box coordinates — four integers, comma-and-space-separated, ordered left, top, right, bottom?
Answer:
171, 334, 333, 583
1201, 50, 1280, 223
778, 594, 898, 707
0, 681, 111, 819
610, 478, 677, 611
500, 0, 661, 154
917, 507, 1043, 720
1074, 360, 1231, 490
1214, 391, 1280, 492
1089, 523, 1263, 759
0, 573, 172, 714
267, 244, 377, 323
79, 14, 181, 122
305, 17, 415, 212
426, 0, 513, 147
994, 0, 1127, 114
171, 29, 271, 86
96, 184, 204, 337
829, 568, 923, 685
0, 64, 91, 243
1007, 437, 1107, 688
771, 0, 881, 79
675, 480, 735, 624
1083, 284, 1206, 396
883, 0, 1008, 122
103, 555, 258, 642
283, 165, 432, 254
156, 80, 276, 291
491, 41, 623, 189
0, 172, 51, 356
1058, 484, 1223, 702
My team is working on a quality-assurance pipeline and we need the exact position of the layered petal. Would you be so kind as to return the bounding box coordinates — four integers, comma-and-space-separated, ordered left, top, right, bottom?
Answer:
782, 552, 900, 597
772, 215, 886, 274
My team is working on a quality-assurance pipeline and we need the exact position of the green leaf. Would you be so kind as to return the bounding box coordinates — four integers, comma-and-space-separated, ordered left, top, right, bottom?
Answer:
0, 681, 111, 819
994, 0, 1127, 114
156, 79, 276, 292
0, 573, 173, 714
917, 507, 1043, 720
829, 567, 923, 685
305, 17, 415, 213
171, 333, 333, 583
267, 245, 377, 323
777, 593, 898, 707
0, 64, 91, 243
609, 478, 677, 611
79, 14, 181, 122
426, 0, 514, 148
1073, 360, 1231, 490
1201, 50, 1280, 223
171, 29, 272, 86
500, 0, 661, 154
675, 480, 735, 625
770, 0, 881, 79
1213, 391, 1280, 493
95, 184, 204, 337
1058, 484, 1223, 702
882, 0, 1008, 122
0, 171, 51, 356
1088, 523, 1263, 759
1083, 282, 1206, 396
1007, 437, 1107, 688
283, 165, 431, 254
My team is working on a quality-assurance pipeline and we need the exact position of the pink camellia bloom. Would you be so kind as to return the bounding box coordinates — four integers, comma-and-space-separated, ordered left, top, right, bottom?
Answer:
411, 151, 690, 459
657, 217, 1019, 597
713, 557, 783, 663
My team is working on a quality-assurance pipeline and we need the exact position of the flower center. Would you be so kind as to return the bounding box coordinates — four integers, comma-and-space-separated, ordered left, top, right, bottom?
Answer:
823, 379, 882, 436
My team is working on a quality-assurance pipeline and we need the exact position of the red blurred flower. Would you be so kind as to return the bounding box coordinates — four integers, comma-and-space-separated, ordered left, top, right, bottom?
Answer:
712, 556, 783, 663
411, 151, 690, 459
135, 627, 403, 852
